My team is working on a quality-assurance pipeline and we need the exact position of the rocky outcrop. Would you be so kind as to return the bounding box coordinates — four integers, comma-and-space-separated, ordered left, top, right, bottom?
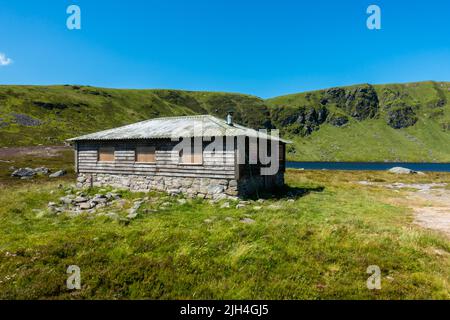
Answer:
321, 85, 379, 121
276, 106, 328, 136
342, 85, 379, 120
386, 106, 418, 129
11, 113, 42, 126
327, 114, 349, 127
11, 167, 66, 179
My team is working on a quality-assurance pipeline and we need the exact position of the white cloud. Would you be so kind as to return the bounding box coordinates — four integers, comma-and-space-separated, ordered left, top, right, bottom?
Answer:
0, 53, 13, 66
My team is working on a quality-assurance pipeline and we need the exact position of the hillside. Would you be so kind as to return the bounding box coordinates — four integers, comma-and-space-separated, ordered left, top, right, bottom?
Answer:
0, 81, 449, 162
0, 85, 271, 146
267, 81, 450, 162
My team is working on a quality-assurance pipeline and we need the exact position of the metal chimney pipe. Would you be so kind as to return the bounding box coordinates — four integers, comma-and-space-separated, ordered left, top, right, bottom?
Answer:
226, 111, 234, 126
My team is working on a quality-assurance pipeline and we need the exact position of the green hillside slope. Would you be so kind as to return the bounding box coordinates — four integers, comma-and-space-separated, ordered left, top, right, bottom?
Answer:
0, 85, 271, 146
267, 81, 450, 162
0, 81, 449, 162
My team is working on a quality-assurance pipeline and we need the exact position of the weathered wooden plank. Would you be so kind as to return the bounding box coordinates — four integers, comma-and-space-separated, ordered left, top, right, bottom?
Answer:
78, 166, 233, 175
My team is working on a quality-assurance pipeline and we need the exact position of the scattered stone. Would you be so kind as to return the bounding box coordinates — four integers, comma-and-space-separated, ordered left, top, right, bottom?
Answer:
34, 167, 50, 175
49, 170, 67, 178
253, 206, 262, 211
127, 200, 145, 219
34, 210, 46, 218
116, 199, 128, 208
168, 189, 181, 196
11, 168, 36, 178
236, 204, 246, 209
204, 219, 213, 224
287, 199, 295, 202
75, 196, 89, 203
240, 218, 255, 224
224, 217, 234, 222
257, 199, 265, 203
177, 199, 187, 205
220, 202, 231, 209
79, 202, 94, 210
106, 212, 120, 220
59, 196, 74, 205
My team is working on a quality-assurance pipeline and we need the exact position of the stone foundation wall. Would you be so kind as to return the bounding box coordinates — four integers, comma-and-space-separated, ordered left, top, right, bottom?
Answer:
76, 172, 284, 199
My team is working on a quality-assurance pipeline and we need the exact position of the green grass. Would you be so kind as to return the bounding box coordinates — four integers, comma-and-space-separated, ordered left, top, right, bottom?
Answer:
287, 118, 450, 162
0, 170, 448, 299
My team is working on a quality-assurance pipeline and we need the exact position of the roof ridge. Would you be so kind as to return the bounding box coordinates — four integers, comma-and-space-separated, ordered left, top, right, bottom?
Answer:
67, 114, 291, 143
145, 114, 212, 121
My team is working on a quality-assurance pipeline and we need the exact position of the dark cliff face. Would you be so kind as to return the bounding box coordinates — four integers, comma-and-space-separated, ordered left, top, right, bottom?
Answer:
271, 105, 328, 136
386, 105, 418, 129
270, 84, 381, 136
320, 85, 379, 121
266, 82, 450, 136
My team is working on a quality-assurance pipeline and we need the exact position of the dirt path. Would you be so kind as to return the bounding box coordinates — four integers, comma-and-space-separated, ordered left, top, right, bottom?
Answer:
406, 186, 450, 236
359, 181, 450, 237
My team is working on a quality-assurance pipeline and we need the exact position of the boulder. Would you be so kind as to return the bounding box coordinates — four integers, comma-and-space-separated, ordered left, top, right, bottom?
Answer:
220, 202, 231, 209
240, 218, 255, 224
388, 167, 422, 175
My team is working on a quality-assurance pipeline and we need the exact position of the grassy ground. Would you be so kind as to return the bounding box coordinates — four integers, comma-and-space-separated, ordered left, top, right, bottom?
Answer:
0, 167, 448, 299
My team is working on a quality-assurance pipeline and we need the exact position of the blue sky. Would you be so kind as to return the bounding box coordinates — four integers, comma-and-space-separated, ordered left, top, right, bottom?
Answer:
0, 0, 449, 98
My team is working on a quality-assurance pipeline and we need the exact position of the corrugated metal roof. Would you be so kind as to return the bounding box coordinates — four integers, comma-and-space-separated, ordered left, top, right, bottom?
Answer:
67, 115, 291, 143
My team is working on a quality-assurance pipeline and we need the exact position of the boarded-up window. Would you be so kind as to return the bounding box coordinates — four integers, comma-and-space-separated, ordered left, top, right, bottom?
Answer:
136, 146, 156, 163
98, 147, 115, 162
180, 147, 203, 164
